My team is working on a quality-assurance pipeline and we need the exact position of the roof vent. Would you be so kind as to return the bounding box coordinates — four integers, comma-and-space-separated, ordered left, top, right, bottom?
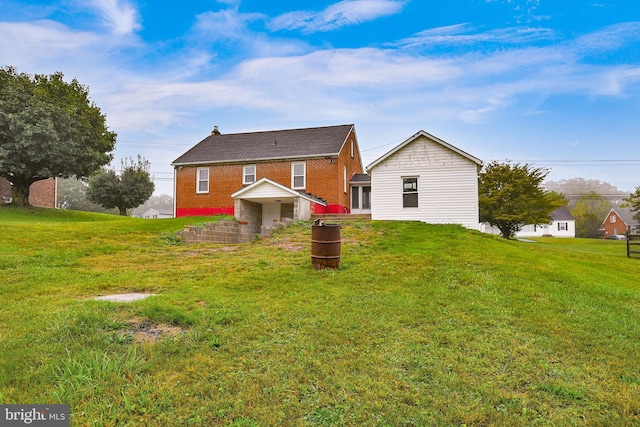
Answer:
212, 126, 221, 135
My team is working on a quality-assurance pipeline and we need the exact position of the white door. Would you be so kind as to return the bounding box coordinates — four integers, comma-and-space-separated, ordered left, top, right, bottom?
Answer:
262, 203, 281, 227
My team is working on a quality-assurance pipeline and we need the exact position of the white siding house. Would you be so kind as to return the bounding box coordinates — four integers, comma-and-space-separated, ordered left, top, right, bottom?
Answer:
515, 206, 576, 238
366, 130, 482, 229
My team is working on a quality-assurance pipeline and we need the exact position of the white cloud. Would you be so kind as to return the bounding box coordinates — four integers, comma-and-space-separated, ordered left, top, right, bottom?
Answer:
86, 0, 140, 35
269, 0, 406, 33
395, 24, 556, 48
0, 20, 100, 67
572, 21, 640, 52
193, 8, 264, 42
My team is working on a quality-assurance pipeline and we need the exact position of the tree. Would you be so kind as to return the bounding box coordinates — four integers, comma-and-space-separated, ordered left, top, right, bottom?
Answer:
87, 156, 155, 216
57, 177, 117, 214
479, 161, 564, 239
623, 185, 640, 222
544, 178, 626, 209
571, 191, 611, 238
0, 67, 116, 207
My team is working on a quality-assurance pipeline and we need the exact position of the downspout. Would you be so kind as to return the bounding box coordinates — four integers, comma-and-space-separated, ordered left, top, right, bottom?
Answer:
173, 167, 177, 218
54, 177, 58, 208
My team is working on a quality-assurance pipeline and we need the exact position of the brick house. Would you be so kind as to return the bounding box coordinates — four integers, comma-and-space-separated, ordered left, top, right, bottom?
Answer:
172, 124, 364, 224
0, 177, 57, 207
602, 207, 638, 237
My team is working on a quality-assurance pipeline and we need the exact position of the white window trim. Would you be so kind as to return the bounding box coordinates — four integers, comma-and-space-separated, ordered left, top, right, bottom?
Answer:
350, 140, 354, 158
243, 164, 256, 185
344, 166, 347, 193
611, 215, 617, 223
292, 162, 306, 189
402, 176, 419, 209
196, 167, 209, 194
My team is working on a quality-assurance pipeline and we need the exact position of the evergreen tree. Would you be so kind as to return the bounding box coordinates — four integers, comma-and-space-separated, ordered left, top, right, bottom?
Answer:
623, 185, 640, 222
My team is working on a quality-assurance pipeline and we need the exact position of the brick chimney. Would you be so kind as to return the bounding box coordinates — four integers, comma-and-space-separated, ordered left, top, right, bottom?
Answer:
212, 125, 221, 135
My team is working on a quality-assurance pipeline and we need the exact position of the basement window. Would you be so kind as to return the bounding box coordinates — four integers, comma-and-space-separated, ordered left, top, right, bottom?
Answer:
196, 167, 209, 193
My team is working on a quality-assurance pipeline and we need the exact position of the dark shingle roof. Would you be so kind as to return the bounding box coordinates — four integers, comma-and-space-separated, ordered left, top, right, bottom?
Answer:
350, 173, 370, 183
172, 124, 354, 165
552, 206, 574, 221
612, 207, 639, 226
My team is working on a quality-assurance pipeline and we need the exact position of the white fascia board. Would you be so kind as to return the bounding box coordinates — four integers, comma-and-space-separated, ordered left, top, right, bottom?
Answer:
366, 130, 483, 172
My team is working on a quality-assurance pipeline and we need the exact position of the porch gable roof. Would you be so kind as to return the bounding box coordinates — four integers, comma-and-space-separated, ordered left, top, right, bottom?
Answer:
231, 178, 327, 206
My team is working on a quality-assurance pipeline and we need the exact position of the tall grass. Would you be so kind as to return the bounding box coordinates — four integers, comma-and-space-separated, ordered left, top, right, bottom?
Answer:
0, 207, 638, 426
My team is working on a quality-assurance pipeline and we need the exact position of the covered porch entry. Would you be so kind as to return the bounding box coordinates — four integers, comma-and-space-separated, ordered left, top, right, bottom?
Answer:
232, 178, 326, 229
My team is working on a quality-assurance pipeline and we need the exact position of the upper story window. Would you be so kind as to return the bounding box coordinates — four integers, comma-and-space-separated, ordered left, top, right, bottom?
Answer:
611, 215, 617, 223
344, 166, 347, 193
196, 167, 209, 193
292, 162, 306, 189
243, 164, 256, 184
402, 177, 418, 208
351, 140, 354, 158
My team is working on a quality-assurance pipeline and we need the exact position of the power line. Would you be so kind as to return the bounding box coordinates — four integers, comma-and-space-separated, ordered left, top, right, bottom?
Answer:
507, 159, 640, 164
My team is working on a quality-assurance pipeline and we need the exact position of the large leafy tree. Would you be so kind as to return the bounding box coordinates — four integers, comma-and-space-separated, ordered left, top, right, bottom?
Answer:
571, 191, 611, 238
624, 185, 640, 222
0, 67, 116, 206
87, 156, 155, 216
479, 161, 564, 239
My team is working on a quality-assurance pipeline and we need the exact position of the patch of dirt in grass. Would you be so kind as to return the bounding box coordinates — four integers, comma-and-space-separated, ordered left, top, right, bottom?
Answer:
126, 317, 186, 343
183, 246, 239, 256
270, 236, 306, 252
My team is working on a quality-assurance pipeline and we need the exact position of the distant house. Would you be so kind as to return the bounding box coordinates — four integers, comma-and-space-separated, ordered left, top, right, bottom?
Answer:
602, 207, 638, 237
142, 208, 173, 219
366, 130, 482, 229
0, 177, 57, 207
171, 124, 364, 226
515, 206, 576, 238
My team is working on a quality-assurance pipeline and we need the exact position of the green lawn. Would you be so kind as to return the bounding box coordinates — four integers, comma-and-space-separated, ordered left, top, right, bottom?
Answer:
1, 207, 638, 426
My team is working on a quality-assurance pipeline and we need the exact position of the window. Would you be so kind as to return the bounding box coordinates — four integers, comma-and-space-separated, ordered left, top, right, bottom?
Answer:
362, 186, 371, 209
196, 167, 209, 193
243, 164, 256, 184
351, 186, 371, 211
292, 162, 306, 189
344, 166, 347, 193
402, 177, 418, 208
351, 140, 354, 158
611, 215, 617, 223
557, 222, 568, 231
351, 186, 359, 209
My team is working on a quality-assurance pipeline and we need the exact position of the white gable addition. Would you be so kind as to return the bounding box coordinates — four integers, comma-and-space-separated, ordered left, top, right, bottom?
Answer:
367, 131, 481, 229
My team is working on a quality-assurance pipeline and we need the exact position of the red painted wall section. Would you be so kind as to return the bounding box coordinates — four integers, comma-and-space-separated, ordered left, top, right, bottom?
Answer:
176, 206, 234, 218
312, 204, 348, 214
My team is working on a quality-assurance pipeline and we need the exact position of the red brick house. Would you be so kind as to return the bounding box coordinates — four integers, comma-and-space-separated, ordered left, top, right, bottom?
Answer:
602, 207, 638, 237
172, 124, 364, 222
0, 177, 57, 207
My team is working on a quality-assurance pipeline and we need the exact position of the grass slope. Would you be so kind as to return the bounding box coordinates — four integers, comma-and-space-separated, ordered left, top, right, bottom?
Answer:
0, 207, 638, 426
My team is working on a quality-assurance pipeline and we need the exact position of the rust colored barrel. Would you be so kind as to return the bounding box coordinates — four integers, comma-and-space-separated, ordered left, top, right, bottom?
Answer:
311, 223, 342, 269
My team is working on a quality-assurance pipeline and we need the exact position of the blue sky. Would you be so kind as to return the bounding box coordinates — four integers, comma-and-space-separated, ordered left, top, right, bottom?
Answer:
1, 0, 639, 195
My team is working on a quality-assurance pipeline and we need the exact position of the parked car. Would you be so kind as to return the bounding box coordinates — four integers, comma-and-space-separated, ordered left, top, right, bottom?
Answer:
607, 235, 627, 240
